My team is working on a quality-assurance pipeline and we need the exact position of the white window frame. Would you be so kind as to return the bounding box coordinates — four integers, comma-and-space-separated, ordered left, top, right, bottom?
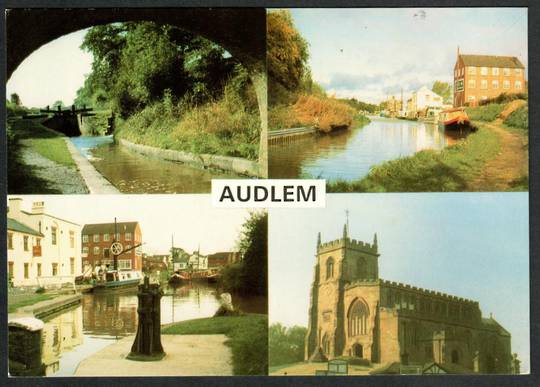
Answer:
118, 259, 132, 270
492, 67, 499, 76
468, 66, 476, 75
503, 68, 511, 76
82, 246, 89, 255
468, 79, 476, 89
480, 67, 488, 75
515, 68, 521, 76
515, 80, 522, 90
103, 233, 110, 242
492, 80, 499, 89
82, 234, 88, 243
503, 80, 511, 89
468, 96, 476, 102
93, 234, 100, 243
480, 80, 488, 89
125, 232, 132, 241
93, 246, 100, 255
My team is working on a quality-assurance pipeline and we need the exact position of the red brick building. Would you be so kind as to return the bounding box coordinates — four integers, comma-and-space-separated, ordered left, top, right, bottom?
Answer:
454, 50, 526, 107
207, 251, 241, 269
81, 222, 142, 271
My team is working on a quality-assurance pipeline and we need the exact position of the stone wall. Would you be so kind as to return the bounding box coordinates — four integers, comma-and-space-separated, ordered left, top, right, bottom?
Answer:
118, 138, 262, 177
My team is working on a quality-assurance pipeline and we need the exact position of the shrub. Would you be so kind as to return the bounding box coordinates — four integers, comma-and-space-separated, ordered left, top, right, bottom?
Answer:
292, 95, 356, 132
35, 287, 46, 294
479, 92, 528, 106
504, 105, 528, 130
465, 103, 505, 122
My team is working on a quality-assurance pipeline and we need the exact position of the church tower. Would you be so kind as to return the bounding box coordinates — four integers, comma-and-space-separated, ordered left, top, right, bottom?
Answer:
305, 224, 379, 360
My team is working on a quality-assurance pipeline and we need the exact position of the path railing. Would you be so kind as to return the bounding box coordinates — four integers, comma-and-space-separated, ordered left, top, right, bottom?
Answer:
269, 126, 316, 145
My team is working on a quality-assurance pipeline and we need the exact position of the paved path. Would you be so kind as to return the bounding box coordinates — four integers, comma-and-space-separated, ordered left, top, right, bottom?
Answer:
64, 139, 120, 194
8, 294, 82, 320
19, 143, 88, 194
74, 334, 233, 376
468, 120, 528, 191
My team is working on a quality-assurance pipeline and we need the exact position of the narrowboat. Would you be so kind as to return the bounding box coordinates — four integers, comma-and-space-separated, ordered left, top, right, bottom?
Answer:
168, 271, 190, 284
438, 107, 471, 130
93, 270, 143, 292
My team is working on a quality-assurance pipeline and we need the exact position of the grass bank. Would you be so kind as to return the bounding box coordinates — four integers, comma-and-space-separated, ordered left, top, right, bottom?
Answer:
116, 83, 260, 161
10, 118, 75, 166
8, 293, 56, 314
162, 314, 268, 375
269, 94, 357, 132
328, 123, 501, 192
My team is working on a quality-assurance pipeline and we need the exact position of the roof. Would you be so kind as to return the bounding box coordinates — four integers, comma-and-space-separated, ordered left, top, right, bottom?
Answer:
459, 55, 524, 69
20, 210, 80, 226
82, 221, 139, 235
481, 317, 511, 336
7, 218, 43, 237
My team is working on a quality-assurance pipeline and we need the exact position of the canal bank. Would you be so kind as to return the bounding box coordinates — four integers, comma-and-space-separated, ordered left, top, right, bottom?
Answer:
10, 283, 266, 376
270, 116, 458, 181
327, 119, 527, 192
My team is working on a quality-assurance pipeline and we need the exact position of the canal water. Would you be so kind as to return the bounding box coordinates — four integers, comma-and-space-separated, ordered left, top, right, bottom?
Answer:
69, 136, 237, 193
40, 283, 265, 376
269, 117, 468, 181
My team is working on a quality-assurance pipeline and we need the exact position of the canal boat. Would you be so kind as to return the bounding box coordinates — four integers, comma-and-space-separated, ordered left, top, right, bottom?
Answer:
93, 270, 143, 292
420, 107, 443, 124
438, 108, 471, 130
168, 271, 190, 284
206, 269, 221, 284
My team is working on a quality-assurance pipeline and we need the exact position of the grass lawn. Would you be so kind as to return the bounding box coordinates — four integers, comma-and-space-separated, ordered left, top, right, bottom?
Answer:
8, 293, 56, 314
328, 122, 501, 192
162, 314, 268, 375
10, 118, 75, 166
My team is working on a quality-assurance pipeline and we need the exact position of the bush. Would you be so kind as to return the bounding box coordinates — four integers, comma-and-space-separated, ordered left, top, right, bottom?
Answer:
35, 287, 46, 294
269, 323, 307, 366
504, 105, 528, 130
465, 103, 505, 122
479, 92, 528, 106
116, 73, 260, 160
292, 95, 356, 132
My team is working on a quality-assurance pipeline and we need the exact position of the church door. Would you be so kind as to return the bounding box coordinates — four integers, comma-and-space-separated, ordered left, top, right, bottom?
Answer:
352, 343, 363, 358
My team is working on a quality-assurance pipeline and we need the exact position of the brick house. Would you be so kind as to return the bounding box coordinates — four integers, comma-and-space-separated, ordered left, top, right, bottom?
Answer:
305, 224, 512, 374
454, 50, 526, 107
81, 222, 142, 271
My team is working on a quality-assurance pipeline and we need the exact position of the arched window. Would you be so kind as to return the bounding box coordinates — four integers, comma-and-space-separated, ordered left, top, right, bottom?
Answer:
348, 299, 369, 337
326, 257, 334, 279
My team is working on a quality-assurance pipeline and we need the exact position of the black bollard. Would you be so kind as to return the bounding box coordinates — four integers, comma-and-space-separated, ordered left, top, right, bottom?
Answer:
127, 276, 165, 361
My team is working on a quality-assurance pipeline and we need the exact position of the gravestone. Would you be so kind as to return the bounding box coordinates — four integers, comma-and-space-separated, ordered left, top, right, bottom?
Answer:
127, 277, 165, 361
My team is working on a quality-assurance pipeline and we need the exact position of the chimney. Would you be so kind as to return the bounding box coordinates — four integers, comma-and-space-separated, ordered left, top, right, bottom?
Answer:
8, 198, 23, 217
31, 201, 45, 214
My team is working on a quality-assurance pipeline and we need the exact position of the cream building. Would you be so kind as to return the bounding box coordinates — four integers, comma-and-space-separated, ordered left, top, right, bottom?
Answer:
7, 198, 82, 287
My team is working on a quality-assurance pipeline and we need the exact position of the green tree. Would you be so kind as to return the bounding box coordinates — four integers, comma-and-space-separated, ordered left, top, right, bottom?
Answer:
51, 100, 65, 109
269, 323, 307, 366
267, 10, 309, 94
10, 93, 21, 106
432, 81, 452, 104
220, 211, 267, 296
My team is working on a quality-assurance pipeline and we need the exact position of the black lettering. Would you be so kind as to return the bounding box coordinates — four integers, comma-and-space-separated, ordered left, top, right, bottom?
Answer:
237, 186, 251, 202
254, 186, 268, 202
219, 186, 235, 202
298, 185, 316, 202
271, 186, 282, 202
283, 185, 295, 202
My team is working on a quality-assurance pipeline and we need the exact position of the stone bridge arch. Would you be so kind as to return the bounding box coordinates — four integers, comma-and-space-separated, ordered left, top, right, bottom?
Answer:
6, 8, 267, 175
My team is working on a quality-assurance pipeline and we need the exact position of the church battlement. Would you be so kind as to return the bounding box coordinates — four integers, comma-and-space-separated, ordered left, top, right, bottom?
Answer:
318, 237, 378, 254
380, 279, 479, 306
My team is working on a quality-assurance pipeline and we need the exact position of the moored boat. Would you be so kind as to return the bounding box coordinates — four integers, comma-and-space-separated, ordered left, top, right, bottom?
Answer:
93, 270, 143, 292
438, 107, 471, 130
168, 271, 190, 284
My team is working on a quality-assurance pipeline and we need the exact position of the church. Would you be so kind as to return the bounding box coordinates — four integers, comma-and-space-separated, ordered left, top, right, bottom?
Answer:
305, 224, 513, 373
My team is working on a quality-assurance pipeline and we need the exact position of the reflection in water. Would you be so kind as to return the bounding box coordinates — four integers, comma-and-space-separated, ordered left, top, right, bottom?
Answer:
269, 118, 469, 181
69, 136, 238, 193
40, 283, 264, 376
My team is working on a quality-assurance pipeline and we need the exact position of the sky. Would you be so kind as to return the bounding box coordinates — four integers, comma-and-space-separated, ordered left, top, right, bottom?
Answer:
291, 8, 528, 103
6, 29, 92, 108
269, 193, 529, 372
7, 195, 253, 256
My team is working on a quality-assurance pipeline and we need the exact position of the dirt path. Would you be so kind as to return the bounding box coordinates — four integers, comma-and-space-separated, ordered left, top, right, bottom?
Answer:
467, 120, 528, 191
